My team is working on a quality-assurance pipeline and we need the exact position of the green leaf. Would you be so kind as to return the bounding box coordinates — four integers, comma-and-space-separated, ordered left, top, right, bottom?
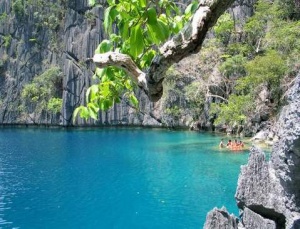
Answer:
146, 7, 157, 25
115, 97, 121, 103
86, 85, 99, 103
130, 24, 144, 58
172, 15, 184, 33
157, 19, 170, 41
100, 82, 111, 97
158, 14, 168, 24
138, 0, 147, 8
88, 108, 98, 120
129, 93, 139, 108
105, 67, 116, 81
99, 99, 113, 110
104, 6, 118, 33
140, 49, 156, 68
146, 23, 160, 45
124, 79, 133, 90
185, 1, 198, 16
80, 107, 90, 119
88, 0, 96, 7
73, 106, 82, 123
74, 106, 90, 120
119, 21, 129, 40
95, 68, 106, 78
86, 87, 92, 104
146, 20, 169, 45
110, 34, 121, 43
95, 40, 112, 54
87, 103, 99, 120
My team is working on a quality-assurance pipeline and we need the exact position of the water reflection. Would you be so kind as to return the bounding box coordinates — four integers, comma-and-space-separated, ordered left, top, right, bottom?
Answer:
0, 153, 13, 226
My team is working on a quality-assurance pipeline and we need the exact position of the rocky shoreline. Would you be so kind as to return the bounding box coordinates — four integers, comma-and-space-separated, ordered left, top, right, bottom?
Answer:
204, 75, 300, 228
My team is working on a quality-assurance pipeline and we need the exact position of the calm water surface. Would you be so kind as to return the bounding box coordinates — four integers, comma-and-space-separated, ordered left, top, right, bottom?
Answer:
0, 127, 249, 229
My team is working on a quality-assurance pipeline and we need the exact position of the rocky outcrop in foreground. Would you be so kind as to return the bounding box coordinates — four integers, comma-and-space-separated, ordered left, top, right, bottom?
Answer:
204, 207, 238, 229
204, 74, 300, 228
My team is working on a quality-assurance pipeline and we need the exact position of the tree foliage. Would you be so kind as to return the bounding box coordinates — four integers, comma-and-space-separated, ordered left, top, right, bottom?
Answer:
219, 54, 246, 78
211, 94, 254, 126
236, 50, 287, 95
12, 0, 25, 18
209, 0, 299, 130
21, 67, 63, 118
213, 12, 234, 45
278, 0, 300, 20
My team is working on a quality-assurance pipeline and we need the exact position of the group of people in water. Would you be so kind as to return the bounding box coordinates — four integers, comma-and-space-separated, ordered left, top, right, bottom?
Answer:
219, 139, 245, 151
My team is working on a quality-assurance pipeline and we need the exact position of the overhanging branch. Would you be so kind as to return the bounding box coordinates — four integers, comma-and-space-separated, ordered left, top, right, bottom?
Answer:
93, 0, 235, 102
93, 52, 147, 88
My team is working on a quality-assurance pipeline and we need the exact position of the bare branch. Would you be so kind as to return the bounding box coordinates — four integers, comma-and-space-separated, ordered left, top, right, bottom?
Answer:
206, 93, 229, 102
93, 52, 147, 89
256, 38, 262, 53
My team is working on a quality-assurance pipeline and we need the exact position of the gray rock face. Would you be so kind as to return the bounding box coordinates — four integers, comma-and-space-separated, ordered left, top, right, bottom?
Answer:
231, 0, 257, 27
0, 0, 61, 124
242, 207, 276, 229
272, 76, 300, 211
235, 75, 300, 229
235, 147, 287, 226
203, 207, 239, 229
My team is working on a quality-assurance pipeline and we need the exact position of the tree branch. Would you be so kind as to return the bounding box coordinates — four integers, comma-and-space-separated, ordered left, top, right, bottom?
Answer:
93, 52, 147, 87
93, 0, 235, 102
206, 93, 229, 102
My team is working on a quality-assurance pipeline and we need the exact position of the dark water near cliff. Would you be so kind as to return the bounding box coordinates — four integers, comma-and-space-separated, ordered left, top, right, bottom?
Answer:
0, 127, 249, 228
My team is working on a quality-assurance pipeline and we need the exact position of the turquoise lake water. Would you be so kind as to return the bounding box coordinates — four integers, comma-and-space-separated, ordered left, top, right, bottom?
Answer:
0, 127, 249, 228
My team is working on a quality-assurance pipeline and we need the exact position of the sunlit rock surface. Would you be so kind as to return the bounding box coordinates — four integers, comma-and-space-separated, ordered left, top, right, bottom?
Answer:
203, 207, 239, 229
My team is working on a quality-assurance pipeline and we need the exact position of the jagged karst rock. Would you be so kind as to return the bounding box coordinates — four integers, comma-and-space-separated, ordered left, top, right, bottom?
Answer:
203, 207, 239, 229
242, 207, 276, 229
271, 74, 300, 227
235, 146, 287, 227
235, 75, 300, 229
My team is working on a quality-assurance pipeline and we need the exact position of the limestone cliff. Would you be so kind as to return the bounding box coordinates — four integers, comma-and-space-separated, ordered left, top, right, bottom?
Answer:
0, 0, 161, 126
0, 0, 256, 128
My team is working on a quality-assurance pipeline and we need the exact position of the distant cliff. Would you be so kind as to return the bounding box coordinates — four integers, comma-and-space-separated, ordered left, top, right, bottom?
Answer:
0, 0, 260, 129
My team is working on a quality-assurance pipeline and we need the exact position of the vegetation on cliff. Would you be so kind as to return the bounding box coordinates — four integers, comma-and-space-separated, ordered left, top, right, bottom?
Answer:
209, 0, 300, 133
20, 67, 63, 123
0, 0, 68, 124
